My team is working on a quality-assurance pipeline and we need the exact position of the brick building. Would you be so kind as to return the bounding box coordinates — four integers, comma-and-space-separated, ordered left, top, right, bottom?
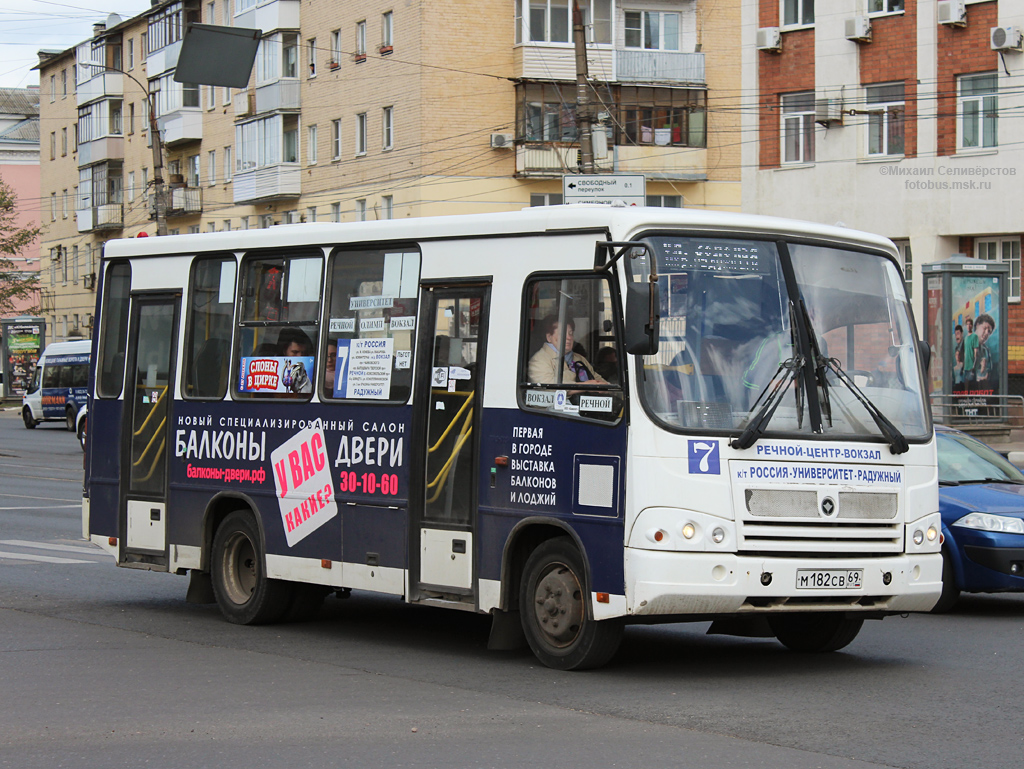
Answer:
37, 0, 741, 343
742, 0, 1024, 392
0, 87, 41, 318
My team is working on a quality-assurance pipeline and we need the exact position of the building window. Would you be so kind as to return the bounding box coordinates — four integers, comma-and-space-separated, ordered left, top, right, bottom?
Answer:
109, 100, 122, 135
381, 195, 393, 219
355, 112, 367, 155
51, 193, 56, 221
307, 37, 317, 76
128, 38, 134, 69
61, 69, 67, 97
624, 11, 680, 50
782, 0, 814, 26
61, 127, 67, 156
647, 195, 682, 207
188, 225, 200, 234
151, 73, 200, 116
355, 199, 366, 221
893, 239, 912, 299
869, 0, 903, 12
127, 171, 135, 200
331, 202, 341, 222
866, 83, 904, 157
308, 124, 318, 164
332, 119, 342, 159
330, 30, 342, 66
49, 132, 55, 160
207, 150, 217, 185
224, 146, 232, 181
62, 190, 68, 218
959, 73, 997, 150
977, 237, 1021, 301
283, 125, 298, 163
306, 206, 317, 223
518, 0, 611, 45
222, 219, 231, 231
207, 222, 217, 233
781, 91, 815, 164
356, 20, 367, 56
50, 75, 55, 103
382, 106, 393, 150
235, 116, 297, 171
128, 102, 135, 134
381, 11, 393, 49
530, 193, 563, 206
187, 154, 200, 186
148, 3, 191, 53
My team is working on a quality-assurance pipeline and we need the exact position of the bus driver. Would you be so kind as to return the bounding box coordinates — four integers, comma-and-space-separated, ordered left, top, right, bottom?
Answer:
528, 315, 606, 385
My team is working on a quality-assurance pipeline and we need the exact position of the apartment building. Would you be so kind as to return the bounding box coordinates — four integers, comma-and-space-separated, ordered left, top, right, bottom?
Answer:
0, 87, 41, 318
38, 0, 741, 342
742, 0, 1024, 391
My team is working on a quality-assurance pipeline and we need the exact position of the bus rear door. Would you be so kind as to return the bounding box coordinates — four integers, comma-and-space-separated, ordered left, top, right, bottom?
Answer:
121, 293, 180, 565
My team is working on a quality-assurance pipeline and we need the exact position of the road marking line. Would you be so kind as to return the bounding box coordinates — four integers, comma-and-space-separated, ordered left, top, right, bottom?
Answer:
0, 505, 81, 511
0, 550, 97, 565
0, 540, 107, 555
0, 494, 81, 503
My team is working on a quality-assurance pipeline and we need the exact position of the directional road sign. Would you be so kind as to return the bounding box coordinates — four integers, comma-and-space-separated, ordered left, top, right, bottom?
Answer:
562, 174, 646, 205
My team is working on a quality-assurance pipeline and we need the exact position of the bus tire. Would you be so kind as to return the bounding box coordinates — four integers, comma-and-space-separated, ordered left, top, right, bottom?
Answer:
769, 613, 864, 653
519, 537, 623, 670
211, 510, 292, 625
66, 407, 76, 432
22, 407, 36, 429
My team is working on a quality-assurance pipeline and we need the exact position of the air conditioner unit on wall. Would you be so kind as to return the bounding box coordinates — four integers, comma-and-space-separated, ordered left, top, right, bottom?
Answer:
845, 16, 872, 43
815, 98, 844, 125
756, 27, 782, 52
991, 26, 1023, 51
937, 0, 967, 27
490, 133, 515, 149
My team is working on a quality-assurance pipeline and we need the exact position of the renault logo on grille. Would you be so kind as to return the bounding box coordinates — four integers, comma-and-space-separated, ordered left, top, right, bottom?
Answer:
821, 496, 837, 517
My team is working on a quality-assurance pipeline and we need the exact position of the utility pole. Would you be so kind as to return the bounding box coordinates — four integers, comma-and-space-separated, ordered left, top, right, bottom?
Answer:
146, 91, 168, 236
572, 0, 595, 173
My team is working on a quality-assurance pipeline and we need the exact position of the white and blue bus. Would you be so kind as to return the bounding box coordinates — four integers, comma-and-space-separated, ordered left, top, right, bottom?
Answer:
83, 206, 941, 669
23, 339, 91, 431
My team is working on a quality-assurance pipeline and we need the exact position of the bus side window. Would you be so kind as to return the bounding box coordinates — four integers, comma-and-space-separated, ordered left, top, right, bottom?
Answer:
519, 273, 623, 424
59, 364, 74, 389
97, 262, 132, 398
184, 256, 236, 400
321, 247, 420, 403
72, 364, 88, 388
235, 252, 322, 400
43, 364, 60, 389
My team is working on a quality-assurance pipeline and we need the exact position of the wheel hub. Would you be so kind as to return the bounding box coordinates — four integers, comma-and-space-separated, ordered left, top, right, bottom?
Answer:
533, 563, 583, 646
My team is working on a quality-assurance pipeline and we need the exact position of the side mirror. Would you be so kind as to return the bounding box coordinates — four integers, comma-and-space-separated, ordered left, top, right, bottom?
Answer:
625, 280, 660, 356
919, 341, 931, 373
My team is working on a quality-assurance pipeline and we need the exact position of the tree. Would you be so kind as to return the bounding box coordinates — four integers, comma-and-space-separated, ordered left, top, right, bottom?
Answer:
0, 175, 40, 316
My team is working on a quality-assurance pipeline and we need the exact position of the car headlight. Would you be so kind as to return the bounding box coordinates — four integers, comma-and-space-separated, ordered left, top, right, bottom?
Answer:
954, 512, 1024, 534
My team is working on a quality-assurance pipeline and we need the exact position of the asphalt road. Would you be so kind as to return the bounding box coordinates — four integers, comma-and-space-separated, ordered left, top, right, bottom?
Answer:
2, 408, 1023, 769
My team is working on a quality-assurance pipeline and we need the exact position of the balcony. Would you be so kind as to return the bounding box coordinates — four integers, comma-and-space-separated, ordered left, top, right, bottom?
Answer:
516, 142, 707, 180
77, 136, 124, 167
77, 72, 123, 107
233, 0, 299, 33
615, 50, 705, 85
147, 40, 182, 77
232, 163, 301, 203
255, 80, 300, 112
514, 44, 613, 81
157, 109, 203, 147
76, 204, 124, 232
234, 90, 255, 117
148, 187, 203, 219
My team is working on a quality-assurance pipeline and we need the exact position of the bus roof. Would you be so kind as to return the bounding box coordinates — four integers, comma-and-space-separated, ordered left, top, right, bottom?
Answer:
41, 339, 92, 358
102, 205, 897, 260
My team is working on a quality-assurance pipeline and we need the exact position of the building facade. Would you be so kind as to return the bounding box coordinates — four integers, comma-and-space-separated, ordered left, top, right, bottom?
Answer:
0, 87, 41, 318
36, 0, 741, 344
742, 0, 1024, 391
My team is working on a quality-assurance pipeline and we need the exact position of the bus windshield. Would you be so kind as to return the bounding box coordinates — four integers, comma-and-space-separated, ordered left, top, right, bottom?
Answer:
635, 235, 930, 441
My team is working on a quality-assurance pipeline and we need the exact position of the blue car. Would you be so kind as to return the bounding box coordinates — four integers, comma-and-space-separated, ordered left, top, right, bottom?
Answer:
936, 427, 1024, 611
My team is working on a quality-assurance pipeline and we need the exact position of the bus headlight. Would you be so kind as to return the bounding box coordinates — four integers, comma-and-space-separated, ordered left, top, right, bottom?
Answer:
711, 527, 726, 544
682, 523, 696, 539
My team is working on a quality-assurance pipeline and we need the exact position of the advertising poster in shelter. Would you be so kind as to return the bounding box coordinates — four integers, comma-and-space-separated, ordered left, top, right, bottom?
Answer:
2, 322, 43, 397
951, 275, 1002, 397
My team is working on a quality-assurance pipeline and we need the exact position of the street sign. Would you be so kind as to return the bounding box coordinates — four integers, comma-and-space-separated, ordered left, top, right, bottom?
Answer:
563, 174, 646, 205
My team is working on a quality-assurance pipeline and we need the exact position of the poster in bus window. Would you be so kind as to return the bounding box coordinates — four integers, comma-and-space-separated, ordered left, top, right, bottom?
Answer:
333, 338, 394, 399
951, 275, 1001, 397
239, 356, 316, 394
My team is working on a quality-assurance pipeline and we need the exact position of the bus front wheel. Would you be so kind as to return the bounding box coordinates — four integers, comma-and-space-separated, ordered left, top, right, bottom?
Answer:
22, 407, 36, 429
769, 613, 864, 653
66, 407, 76, 432
211, 511, 292, 625
519, 537, 623, 670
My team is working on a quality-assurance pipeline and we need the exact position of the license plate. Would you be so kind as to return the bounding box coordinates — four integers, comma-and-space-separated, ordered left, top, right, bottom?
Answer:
796, 569, 863, 589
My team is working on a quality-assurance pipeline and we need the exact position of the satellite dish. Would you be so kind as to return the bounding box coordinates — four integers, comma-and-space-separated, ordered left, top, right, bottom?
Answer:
106, 13, 122, 27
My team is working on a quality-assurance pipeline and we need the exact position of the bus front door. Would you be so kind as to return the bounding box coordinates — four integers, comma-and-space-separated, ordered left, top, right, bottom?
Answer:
121, 294, 180, 566
412, 284, 490, 603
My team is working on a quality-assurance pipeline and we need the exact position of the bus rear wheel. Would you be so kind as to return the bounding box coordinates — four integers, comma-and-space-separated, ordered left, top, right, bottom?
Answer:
769, 613, 864, 653
22, 407, 36, 429
66, 407, 76, 432
520, 537, 623, 670
211, 511, 292, 625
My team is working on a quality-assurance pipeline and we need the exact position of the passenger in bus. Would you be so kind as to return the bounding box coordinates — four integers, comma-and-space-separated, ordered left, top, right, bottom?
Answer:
528, 316, 606, 384
277, 327, 314, 357
324, 340, 338, 391
594, 346, 619, 384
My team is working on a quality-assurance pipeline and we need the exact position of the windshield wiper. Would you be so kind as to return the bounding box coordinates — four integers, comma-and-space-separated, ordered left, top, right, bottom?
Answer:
799, 299, 832, 428
731, 355, 805, 450
957, 477, 1024, 485
819, 358, 909, 455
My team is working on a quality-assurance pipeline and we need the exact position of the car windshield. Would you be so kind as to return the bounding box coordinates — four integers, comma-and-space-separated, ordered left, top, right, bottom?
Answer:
937, 431, 1024, 484
633, 235, 930, 440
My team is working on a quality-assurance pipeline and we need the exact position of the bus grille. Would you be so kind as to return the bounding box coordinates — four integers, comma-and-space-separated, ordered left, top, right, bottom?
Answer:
740, 489, 902, 555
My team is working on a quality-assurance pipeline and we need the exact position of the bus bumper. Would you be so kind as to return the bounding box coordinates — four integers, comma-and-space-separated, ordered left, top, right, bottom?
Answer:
623, 549, 942, 616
